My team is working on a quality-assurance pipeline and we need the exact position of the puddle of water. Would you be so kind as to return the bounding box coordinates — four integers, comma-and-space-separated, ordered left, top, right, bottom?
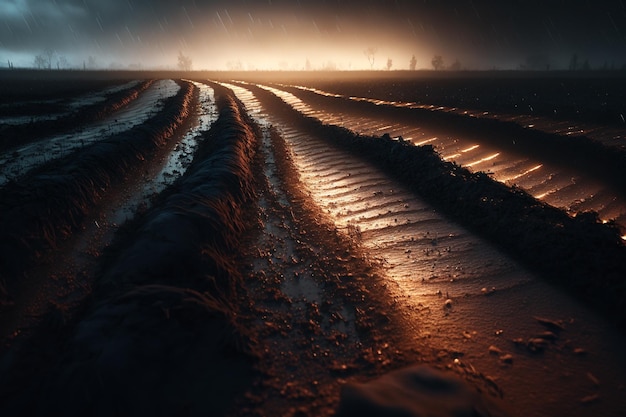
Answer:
110, 82, 217, 225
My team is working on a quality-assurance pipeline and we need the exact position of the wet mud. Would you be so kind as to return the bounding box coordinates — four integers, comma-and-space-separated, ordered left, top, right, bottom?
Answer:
0, 80, 153, 152
240, 82, 626, 331
1, 72, 625, 417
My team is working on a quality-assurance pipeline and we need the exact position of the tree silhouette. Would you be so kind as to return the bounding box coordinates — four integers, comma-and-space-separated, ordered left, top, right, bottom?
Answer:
364, 46, 377, 69
34, 54, 47, 69
43, 48, 55, 69
409, 55, 417, 70
34, 49, 55, 69
431, 55, 444, 70
386, 58, 393, 71
58, 56, 69, 70
177, 51, 192, 71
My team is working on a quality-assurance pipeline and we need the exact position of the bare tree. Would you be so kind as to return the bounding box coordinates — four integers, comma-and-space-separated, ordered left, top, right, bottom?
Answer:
57, 56, 69, 70
431, 55, 444, 70
449, 58, 462, 71
409, 54, 417, 70
43, 48, 55, 69
177, 51, 192, 71
34, 54, 47, 69
386, 58, 393, 71
364, 46, 377, 69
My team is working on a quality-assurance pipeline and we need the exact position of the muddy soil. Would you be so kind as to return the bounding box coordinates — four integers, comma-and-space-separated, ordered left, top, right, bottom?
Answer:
1, 72, 625, 417
216, 79, 626, 417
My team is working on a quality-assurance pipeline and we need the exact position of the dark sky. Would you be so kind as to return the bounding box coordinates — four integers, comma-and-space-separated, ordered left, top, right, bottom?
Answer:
1, 0, 625, 70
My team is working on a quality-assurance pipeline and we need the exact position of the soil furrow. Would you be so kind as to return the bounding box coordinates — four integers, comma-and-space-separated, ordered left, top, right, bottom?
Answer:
0, 72, 625, 417
236, 81, 626, 331
0, 80, 195, 309
221, 80, 626, 417
282, 75, 626, 136
0, 85, 258, 417
0, 80, 154, 152
232, 117, 423, 417
271, 83, 626, 227
0, 80, 180, 187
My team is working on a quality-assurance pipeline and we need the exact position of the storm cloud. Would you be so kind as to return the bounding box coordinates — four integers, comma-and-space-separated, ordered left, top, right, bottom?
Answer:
1, 0, 625, 70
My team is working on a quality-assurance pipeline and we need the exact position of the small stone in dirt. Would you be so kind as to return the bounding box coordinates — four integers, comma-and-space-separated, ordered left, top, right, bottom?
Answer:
499, 354, 514, 364
573, 347, 588, 356
481, 287, 496, 295
511, 338, 525, 346
488, 345, 502, 355
444, 299, 453, 308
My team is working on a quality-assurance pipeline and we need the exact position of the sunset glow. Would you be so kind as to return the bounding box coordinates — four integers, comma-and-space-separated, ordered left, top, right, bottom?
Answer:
1, 1, 625, 70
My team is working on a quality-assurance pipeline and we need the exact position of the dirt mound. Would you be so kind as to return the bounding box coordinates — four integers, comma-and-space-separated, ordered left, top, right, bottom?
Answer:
1, 284, 254, 417
336, 365, 511, 417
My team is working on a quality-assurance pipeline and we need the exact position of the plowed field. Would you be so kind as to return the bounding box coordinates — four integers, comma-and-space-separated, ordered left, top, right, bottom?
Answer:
1, 70, 625, 417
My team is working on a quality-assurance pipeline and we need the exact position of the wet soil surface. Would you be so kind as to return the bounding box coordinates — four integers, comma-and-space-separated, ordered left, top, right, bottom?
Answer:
0, 72, 625, 417
219, 80, 626, 417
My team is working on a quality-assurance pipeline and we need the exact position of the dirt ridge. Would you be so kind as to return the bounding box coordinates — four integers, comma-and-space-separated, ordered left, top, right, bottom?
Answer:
0, 80, 195, 306
0, 85, 261, 417
0, 80, 154, 153
241, 82, 626, 331
279, 84, 626, 195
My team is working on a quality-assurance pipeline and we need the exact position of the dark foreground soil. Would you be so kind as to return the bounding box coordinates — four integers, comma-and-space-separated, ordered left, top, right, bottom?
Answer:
1, 70, 625, 416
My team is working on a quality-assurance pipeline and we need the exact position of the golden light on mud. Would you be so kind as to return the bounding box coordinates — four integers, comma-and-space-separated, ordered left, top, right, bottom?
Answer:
415, 137, 438, 146
461, 144, 480, 153
465, 152, 500, 167
501, 164, 543, 183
